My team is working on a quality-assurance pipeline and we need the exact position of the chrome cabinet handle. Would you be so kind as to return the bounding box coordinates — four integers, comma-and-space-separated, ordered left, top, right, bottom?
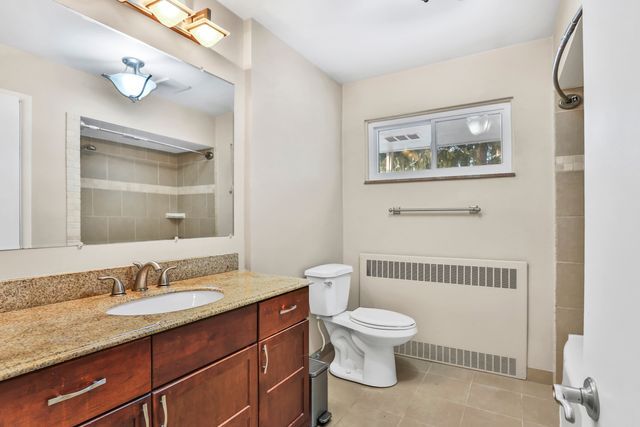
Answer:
47, 378, 106, 406
279, 304, 298, 315
142, 402, 150, 427
262, 344, 269, 374
160, 395, 168, 427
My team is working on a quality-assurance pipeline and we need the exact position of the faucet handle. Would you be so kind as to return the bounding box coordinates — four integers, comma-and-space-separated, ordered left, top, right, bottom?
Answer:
133, 261, 142, 269
158, 266, 177, 287
99, 276, 126, 296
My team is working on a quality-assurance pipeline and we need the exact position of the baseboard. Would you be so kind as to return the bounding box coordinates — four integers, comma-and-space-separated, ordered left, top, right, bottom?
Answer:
527, 367, 554, 385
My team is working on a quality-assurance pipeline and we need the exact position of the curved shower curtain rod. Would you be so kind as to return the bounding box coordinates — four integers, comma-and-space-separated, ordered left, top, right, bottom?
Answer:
553, 6, 583, 110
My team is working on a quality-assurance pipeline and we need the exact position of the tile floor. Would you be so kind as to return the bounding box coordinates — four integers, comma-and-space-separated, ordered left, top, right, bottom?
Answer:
325, 356, 559, 427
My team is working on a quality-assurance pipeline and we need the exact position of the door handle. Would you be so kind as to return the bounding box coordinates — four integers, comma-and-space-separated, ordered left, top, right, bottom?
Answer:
142, 402, 150, 427
262, 344, 269, 374
553, 377, 600, 422
47, 378, 106, 406
160, 395, 169, 427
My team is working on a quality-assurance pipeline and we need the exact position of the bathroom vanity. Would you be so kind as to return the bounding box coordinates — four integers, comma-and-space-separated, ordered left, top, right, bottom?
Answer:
0, 271, 310, 427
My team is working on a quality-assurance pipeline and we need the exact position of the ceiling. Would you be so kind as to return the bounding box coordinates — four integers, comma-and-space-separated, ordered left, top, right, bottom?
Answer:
219, 0, 560, 82
0, 0, 234, 116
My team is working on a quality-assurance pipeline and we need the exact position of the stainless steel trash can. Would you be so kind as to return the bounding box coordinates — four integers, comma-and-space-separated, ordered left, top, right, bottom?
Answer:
309, 358, 331, 426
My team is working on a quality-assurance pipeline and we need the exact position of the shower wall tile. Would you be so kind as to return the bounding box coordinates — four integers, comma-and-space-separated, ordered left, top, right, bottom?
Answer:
81, 188, 92, 216
81, 216, 107, 244
555, 110, 584, 156
80, 152, 107, 179
159, 163, 178, 186
158, 219, 179, 240
556, 215, 584, 263
134, 160, 158, 185
108, 217, 135, 243
122, 191, 147, 218
134, 218, 156, 242
107, 156, 135, 182
147, 193, 171, 218
556, 262, 584, 309
92, 189, 122, 217
120, 144, 147, 159
556, 171, 584, 216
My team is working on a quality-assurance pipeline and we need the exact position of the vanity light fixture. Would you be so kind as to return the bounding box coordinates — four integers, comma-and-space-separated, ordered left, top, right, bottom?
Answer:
118, 0, 229, 48
144, 0, 191, 28
102, 57, 157, 102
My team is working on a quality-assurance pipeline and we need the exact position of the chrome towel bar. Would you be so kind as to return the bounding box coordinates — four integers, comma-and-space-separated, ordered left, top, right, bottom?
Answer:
389, 206, 481, 215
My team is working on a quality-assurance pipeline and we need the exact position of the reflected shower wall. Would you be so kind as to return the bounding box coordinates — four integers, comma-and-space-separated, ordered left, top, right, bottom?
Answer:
80, 137, 216, 244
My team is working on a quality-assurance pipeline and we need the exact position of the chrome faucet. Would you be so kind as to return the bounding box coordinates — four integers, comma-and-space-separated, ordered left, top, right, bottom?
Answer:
133, 261, 162, 292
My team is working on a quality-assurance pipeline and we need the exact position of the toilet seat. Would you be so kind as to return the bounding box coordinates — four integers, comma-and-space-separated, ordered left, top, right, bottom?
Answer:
349, 307, 416, 331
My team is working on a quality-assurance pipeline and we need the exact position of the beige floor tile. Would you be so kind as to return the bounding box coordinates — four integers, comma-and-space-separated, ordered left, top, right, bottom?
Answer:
460, 407, 522, 427
466, 383, 523, 418
396, 355, 432, 373
523, 381, 554, 400
353, 385, 417, 416
523, 395, 560, 426
418, 373, 472, 403
404, 396, 466, 427
524, 422, 553, 427
398, 417, 435, 427
473, 371, 524, 393
428, 363, 475, 381
335, 405, 402, 427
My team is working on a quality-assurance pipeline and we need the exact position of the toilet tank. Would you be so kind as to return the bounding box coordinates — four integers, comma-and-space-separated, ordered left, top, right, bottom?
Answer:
305, 264, 353, 316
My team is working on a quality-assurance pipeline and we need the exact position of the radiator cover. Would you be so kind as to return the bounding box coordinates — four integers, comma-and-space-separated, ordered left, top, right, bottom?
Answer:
359, 253, 528, 379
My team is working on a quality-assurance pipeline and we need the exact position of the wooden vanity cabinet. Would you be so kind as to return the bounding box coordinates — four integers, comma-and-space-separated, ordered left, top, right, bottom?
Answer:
152, 345, 258, 427
258, 320, 309, 427
0, 287, 309, 427
78, 395, 151, 427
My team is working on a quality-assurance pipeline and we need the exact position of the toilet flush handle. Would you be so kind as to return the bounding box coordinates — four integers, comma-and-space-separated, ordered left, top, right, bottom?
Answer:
323, 280, 333, 287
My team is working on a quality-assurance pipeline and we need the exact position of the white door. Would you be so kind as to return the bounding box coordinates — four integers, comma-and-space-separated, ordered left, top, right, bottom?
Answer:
580, 1, 640, 425
0, 92, 21, 250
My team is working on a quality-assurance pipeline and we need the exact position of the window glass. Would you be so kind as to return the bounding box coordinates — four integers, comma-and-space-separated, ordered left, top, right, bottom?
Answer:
377, 123, 431, 173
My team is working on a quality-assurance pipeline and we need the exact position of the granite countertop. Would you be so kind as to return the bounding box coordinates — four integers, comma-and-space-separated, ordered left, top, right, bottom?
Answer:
0, 271, 309, 382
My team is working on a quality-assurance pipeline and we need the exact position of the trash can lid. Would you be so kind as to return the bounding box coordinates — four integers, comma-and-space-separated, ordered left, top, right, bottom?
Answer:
309, 358, 329, 377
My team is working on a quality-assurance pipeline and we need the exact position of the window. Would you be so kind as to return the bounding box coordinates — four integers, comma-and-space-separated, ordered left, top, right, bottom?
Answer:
367, 101, 512, 182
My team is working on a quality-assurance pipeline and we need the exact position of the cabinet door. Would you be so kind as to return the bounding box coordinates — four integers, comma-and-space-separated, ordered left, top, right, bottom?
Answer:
152, 345, 257, 427
79, 395, 151, 427
259, 320, 309, 427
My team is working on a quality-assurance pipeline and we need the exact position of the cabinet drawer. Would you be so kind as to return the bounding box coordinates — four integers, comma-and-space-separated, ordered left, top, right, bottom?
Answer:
259, 287, 309, 340
152, 304, 257, 387
0, 339, 151, 427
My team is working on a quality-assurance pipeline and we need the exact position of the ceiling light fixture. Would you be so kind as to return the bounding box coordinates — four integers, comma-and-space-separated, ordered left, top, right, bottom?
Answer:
102, 57, 157, 102
118, 0, 229, 48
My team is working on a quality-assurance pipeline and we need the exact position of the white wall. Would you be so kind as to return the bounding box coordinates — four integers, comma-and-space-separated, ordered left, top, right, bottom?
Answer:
0, 0, 246, 280
246, 20, 343, 351
342, 39, 555, 371
0, 93, 21, 250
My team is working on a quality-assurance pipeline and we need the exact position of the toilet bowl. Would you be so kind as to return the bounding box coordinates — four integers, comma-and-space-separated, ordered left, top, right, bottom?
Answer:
305, 264, 417, 387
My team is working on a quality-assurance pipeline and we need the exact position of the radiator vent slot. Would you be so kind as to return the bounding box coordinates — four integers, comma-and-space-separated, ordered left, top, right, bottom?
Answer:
366, 259, 517, 289
395, 340, 517, 376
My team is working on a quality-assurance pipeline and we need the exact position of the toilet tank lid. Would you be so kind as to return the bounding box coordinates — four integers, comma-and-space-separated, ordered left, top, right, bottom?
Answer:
304, 264, 353, 278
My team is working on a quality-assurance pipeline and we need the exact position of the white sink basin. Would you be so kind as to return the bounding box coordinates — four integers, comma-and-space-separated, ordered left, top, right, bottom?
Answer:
106, 290, 224, 316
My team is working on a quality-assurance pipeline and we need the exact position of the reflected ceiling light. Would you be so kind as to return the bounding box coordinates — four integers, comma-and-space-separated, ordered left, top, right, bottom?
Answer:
144, 0, 192, 28
119, 0, 229, 48
186, 14, 229, 47
466, 115, 491, 136
102, 57, 157, 102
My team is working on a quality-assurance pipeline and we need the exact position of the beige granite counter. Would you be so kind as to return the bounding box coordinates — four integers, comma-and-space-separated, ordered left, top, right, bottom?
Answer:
0, 271, 309, 382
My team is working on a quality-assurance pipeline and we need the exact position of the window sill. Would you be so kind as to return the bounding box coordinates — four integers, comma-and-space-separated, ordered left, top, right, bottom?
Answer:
364, 172, 516, 185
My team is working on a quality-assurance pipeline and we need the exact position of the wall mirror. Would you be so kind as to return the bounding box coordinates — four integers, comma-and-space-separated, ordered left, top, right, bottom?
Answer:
0, 0, 234, 250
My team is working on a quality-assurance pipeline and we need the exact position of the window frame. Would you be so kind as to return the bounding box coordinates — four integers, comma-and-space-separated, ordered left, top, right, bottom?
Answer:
366, 101, 513, 182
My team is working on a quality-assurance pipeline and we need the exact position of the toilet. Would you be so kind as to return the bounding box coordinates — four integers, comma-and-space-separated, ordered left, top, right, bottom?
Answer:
305, 264, 417, 388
